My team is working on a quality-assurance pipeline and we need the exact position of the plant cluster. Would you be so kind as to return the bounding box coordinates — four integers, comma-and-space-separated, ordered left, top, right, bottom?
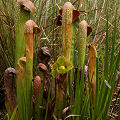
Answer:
0, 0, 120, 120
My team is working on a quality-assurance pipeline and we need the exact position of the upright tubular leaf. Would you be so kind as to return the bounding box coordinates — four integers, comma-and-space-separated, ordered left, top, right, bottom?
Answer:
60, 2, 79, 94
61, 2, 79, 61
88, 43, 97, 106
16, 57, 26, 120
24, 20, 40, 120
61, 2, 74, 61
15, 0, 35, 69
33, 76, 41, 120
4, 68, 17, 117
77, 20, 92, 68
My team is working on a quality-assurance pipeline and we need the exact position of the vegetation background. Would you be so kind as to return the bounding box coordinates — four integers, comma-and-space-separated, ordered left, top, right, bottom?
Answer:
0, 0, 120, 119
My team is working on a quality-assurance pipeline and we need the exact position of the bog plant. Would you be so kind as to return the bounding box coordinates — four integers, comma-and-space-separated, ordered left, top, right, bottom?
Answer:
15, 0, 35, 69
24, 20, 40, 119
60, 2, 80, 97
16, 57, 26, 120
88, 43, 97, 106
3, 1, 120, 120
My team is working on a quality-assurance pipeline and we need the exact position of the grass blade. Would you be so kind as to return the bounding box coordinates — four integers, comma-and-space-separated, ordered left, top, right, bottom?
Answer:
10, 105, 18, 120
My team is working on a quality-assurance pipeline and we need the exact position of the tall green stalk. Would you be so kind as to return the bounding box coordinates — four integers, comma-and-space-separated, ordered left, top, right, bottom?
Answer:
15, 0, 35, 69
24, 20, 40, 119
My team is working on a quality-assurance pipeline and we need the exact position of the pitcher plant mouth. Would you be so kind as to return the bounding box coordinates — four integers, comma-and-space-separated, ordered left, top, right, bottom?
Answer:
24, 20, 40, 59
87, 25, 92, 36
17, 0, 35, 13
24, 20, 40, 34
59, 2, 80, 23
17, 57, 26, 86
